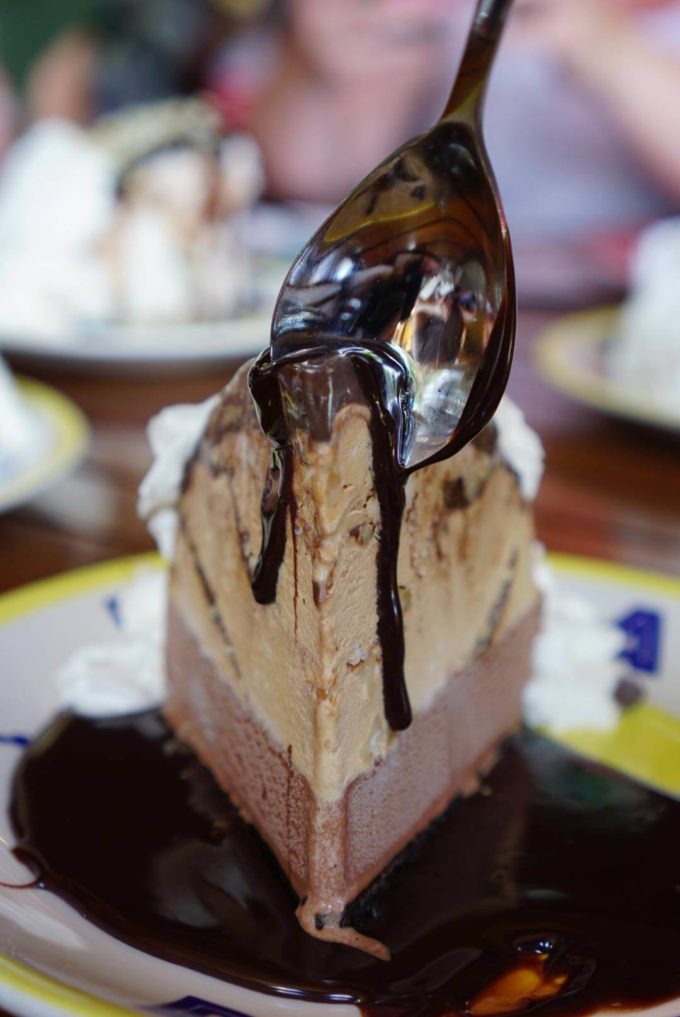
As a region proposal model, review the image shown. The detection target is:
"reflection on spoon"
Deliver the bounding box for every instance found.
[270,0,517,468]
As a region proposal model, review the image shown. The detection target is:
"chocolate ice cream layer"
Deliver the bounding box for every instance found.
[166,599,539,956]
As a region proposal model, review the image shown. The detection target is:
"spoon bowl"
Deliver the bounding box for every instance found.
[270,0,516,469]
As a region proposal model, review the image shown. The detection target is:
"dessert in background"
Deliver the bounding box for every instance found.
[0,356,48,482]
[608,217,680,420]
[0,99,263,341]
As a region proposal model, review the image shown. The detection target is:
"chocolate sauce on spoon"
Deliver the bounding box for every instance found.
[11,712,680,1016]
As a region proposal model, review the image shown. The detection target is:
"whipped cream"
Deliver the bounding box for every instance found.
[524,544,626,733]
[138,396,219,559]
[54,568,167,716]
[0,121,112,340]
[494,398,544,501]
[609,217,680,418]
[0,117,263,340]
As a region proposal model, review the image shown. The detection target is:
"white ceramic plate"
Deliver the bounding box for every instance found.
[0,261,288,375]
[0,379,89,514]
[534,306,680,436]
[1,554,679,1017]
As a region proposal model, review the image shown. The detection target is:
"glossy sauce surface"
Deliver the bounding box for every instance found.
[11,711,680,1016]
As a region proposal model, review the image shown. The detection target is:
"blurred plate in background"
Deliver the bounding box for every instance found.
[0,378,88,513]
[0,258,288,375]
[534,306,680,437]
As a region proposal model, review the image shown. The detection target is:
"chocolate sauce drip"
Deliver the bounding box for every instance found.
[248,340,414,731]
[351,354,410,731]
[247,260,511,730]
[11,712,680,1016]
[0,876,39,889]
[247,354,295,605]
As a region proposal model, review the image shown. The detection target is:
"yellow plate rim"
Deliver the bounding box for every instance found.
[0,552,678,1016]
[533,306,680,432]
[0,378,90,514]
[1,551,677,630]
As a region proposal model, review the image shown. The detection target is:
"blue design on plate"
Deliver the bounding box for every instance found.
[105,594,123,629]
[154,998,250,1017]
[0,733,30,747]
[616,608,662,674]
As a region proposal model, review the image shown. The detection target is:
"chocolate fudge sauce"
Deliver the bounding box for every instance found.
[247,319,512,732]
[11,711,680,1016]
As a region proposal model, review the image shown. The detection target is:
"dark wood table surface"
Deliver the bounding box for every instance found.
[1,307,679,595]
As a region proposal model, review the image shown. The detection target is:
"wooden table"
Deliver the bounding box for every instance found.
[2,308,679,594]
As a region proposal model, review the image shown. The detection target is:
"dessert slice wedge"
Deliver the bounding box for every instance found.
[162,355,541,958]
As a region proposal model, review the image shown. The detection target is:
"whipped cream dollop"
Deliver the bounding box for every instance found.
[54,568,167,716]
[609,217,680,418]
[494,398,544,501]
[138,396,219,559]
[525,545,626,732]
[0,121,112,340]
[0,118,263,340]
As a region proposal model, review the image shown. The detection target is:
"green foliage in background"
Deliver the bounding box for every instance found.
[0,0,107,90]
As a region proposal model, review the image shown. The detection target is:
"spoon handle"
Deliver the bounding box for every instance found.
[442,0,515,121]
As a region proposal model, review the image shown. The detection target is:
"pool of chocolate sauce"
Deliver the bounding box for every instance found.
[10,711,680,1016]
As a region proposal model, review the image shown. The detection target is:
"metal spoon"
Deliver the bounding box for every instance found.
[268,0,516,470]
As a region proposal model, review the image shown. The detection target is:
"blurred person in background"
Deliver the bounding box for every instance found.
[2,0,680,251]
[0,0,250,122]
[213,0,461,201]
[217,0,680,247]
